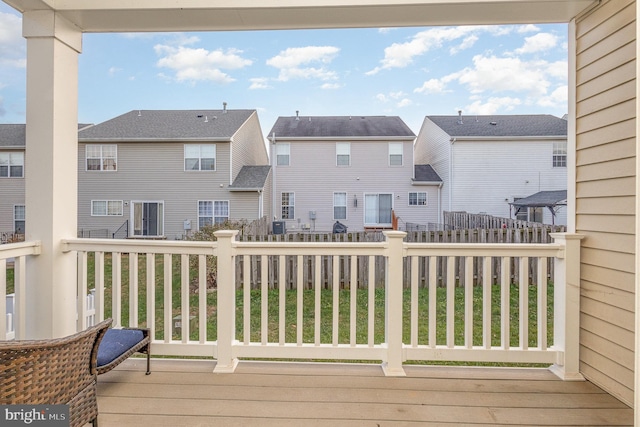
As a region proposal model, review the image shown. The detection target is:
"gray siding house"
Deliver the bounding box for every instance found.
[268,115,441,233]
[0,125,26,238]
[415,114,568,225]
[77,109,271,239]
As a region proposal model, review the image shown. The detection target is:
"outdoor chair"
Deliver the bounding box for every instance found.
[0,318,112,427]
[96,327,151,375]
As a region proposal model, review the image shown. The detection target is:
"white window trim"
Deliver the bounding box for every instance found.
[552,141,567,168]
[363,192,394,227]
[276,143,290,166]
[85,144,117,172]
[336,142,351,166]
[0,151,25,178]
[214,200,230,224]
[90,200,124,216]
[408,192,428,206]
[13,204,25,234]
[130,200,165,237]
[184,144,216,171]
[388,142,403,166]
[281,191,295,219]
[333,191,348,220]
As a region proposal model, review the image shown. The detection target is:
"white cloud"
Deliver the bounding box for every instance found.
[514,33,558,54]
[414,78,448,94]
[517,24,541,33]
[537,85,567,108]
[446,54,566,97]
[267,46,340,82]
[397,98,412,108]
[154,44,252,83]
[366,25,538,75]
[108,67,122,76]
[375,93,389,103]
[321,83,341,90]
[464,96,522,115]
[249,77,271,90]
[0,11,25,69]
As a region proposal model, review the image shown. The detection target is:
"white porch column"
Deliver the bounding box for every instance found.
[382,230,407,377]
[22,11,82,339]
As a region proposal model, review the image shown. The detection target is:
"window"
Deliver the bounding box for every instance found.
[276,143,290,166]
[336,143,350,166]
[91,200,124,216]
[553,142,567,167]
[132,201,164,237]
[86,144,117,171]
[198,201,213,228]
[214,201,229,224]
[333,192,347,220]
[513,198,542,223]
[364,193,392,226]
[281,192,295,219]
[14,205,25,234]
[0,152,24,177]
[389,143,403,166]
[185,144,216,171]
[409,192,427,206]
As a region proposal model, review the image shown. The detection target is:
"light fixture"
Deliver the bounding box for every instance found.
[353,195,358,208]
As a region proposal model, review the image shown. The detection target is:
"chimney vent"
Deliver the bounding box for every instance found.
[223,102,227,113]
[457,110,463,125]
[295,110,300,121]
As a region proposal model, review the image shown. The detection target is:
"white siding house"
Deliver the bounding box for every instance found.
[268,115,442,232]
[0,125,26,237]
[77,109,270,240]
[415,114,568,225]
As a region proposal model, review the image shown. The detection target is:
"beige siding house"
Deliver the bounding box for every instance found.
[268,115,442,233]
[574,0,635,406]
[415,114,568,226]
[77,109,270,240]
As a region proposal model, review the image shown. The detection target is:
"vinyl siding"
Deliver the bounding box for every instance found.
[575,0,635,406]
[274,139,438,232]
[0,176,25,233]
[78,141,257,240]
[230,111,269,183]
[414,118,452,222]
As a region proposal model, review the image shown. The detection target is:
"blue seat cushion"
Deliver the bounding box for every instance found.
[97,328,145,367]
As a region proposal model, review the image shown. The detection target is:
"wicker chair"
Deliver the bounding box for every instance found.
[0,319,112,427]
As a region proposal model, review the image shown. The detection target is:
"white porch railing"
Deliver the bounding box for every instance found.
[58,231,582,379]
[0,240,41,340]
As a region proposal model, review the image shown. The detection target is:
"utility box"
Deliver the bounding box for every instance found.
[272,221,286,235]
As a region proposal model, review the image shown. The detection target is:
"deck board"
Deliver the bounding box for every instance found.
[96,359,633,426]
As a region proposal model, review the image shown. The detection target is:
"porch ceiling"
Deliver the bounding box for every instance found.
[4,0,598,32]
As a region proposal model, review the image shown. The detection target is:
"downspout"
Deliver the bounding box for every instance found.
[448,138,455,223]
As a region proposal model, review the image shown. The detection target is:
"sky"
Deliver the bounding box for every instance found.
[0,3,568,138]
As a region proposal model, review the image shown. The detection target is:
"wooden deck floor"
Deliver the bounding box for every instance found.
[96,358,633,426]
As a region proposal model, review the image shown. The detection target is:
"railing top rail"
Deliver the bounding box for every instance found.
[0,240,41,260]
[62,238,217,255]
[404,242,564,258]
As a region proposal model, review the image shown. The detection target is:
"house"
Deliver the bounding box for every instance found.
[415,114,568,225]
[77,108,271,239]
[0,125,26,236]
[267,114,442,232]
[2,0,637,423]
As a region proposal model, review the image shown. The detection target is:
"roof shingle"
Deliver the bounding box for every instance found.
[268,116,415,139]
[427,114,567,138]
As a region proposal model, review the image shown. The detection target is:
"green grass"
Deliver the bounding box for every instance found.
[82,253,553,353]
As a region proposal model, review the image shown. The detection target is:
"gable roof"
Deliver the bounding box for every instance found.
[268,116,415,139]
[426,114,567,138]
[79,109,256,142]
[229,165,271,191]
[413,164,442,183]
[0,124,26,148]
[1,124,93,148]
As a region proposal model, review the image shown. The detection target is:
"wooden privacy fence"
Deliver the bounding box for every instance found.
[444,211,554,230]
[234,227,565,289]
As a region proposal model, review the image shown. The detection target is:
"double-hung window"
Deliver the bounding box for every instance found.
[336,143,350,166]
[409,192,427,206]
[0,152,24,177]
[185,144,216,171]
[91,200,124,216]
[199,200,230,228]
[389,143,403,166]
[552,142,567,167]
[281,192,295,219]
[276,143,290,166]
[333,192,347,220]
[14,205,25,234]
[86,145,117,171]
